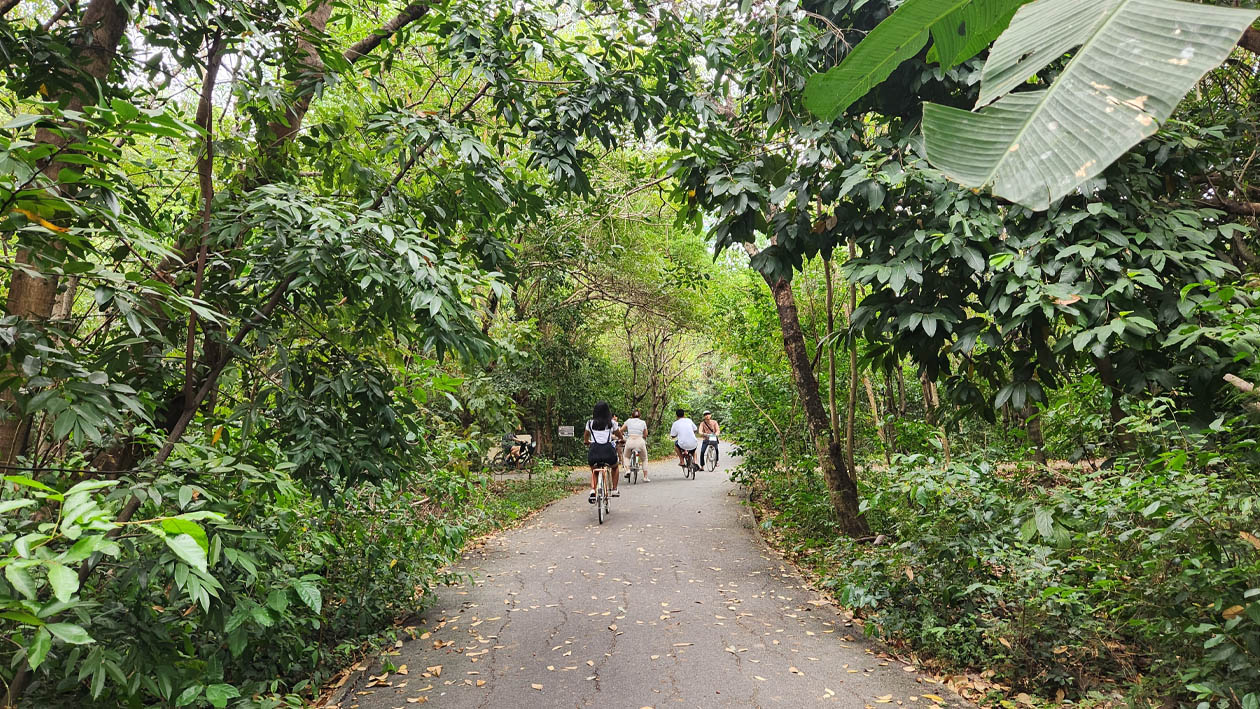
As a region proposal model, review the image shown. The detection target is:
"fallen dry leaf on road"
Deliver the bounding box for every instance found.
[922,694,945,704]
[425,666,442,677]
[531,683,543,690]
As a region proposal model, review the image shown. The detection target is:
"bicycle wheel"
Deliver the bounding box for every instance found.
[596,468,605,525]
[489,449,507,471]
[706,445,718,472]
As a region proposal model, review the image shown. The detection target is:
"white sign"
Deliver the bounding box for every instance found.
[558,425,575,438]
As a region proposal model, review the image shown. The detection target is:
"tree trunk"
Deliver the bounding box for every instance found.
[1023,403,1047,466]
[896,367,906,416]
[824,257,840,438]
[761,270,869,536]
[863,375,890,465]
[1094,354,1135,451]
[843,239,859,476]
[0,0,129,469]
[921,372,952,465]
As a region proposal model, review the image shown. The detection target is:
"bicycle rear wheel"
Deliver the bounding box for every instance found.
[596,468,606,524]
[706,445,718,471]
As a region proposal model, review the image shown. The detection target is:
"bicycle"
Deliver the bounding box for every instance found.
[703,434,719,471]
[592,463,612,524]
[626,449,642,484]
[490,436,535,472]
[680,449,698,479]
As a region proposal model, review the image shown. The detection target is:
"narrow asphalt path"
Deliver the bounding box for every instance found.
[338,445,967,708]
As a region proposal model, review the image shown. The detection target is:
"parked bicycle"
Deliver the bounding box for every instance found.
[490,434,536,472]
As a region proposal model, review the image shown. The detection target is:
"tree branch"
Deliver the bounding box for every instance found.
[184,32,226,410]
[342,2,431,62]
[1200,197,1260,216]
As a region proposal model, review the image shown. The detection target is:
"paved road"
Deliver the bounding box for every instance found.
[337,445,967,708]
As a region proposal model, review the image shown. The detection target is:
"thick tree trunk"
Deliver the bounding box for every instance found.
[1022,403,1047,466]
[0,0,129,468]
[1094,354,1135,451]
[762,271,869,537]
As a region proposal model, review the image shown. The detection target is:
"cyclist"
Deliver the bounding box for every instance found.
[669,408,699,471]
[699,410,721,468]
[585,401,623,503]
[622,409,650,483]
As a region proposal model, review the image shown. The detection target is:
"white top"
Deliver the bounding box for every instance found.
[670,418,699,450]
[623,417,648,437]
[586,420,619,444]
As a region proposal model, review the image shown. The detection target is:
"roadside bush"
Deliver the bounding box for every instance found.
[741,420,1260,704]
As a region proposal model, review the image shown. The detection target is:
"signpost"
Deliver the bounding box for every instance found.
[558,425,575,438]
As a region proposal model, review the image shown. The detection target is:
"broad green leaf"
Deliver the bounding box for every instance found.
[5,564,38,599]
[294,577,322,614]
[164,533,208,574]
[27,627,51,670]
[205,683,240,708]
[1034,507,1054,539]
[930,0,1026,68]
[3,475,60,495]
[805,0,968,120]
[0,499,37,514]
[175,684,203,707]
[924,0,1260,210]
[45,622,93,644]
[3,114,44,130]
[46,562,79,603]
[0,610,43,625]
[161,518,209,553]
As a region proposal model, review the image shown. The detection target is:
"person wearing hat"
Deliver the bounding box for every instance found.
[698,410,721,468]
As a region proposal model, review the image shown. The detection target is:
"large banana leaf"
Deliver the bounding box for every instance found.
[923,0,1259,210]
[804,0,1027,120]
[930,0,1023,68]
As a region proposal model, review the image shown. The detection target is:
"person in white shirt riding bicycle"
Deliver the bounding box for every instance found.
[669,408,699,470]
[585,401,624,503]
[698,410,721,468]
[622,409,650,483]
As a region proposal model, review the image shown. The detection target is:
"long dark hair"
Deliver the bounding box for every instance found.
[591,401,612,430]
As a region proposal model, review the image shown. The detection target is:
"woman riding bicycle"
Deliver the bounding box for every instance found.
[621,409,650,483]
[585,401,624,503]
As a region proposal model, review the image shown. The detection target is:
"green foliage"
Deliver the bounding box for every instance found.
[923,0,1260,209]
[742,407,1260,702]
[804,0,1025,119]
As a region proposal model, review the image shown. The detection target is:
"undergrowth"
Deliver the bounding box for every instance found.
[735,415,1260,707]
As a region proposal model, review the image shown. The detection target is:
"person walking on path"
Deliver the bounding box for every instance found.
[622,409,650,482]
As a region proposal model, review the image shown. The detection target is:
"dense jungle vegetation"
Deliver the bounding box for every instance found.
[2,0,1260,706]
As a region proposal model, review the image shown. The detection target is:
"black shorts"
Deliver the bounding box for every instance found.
[588,443,618,466]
